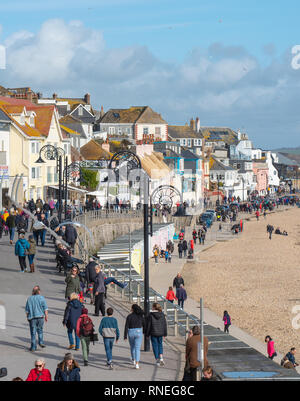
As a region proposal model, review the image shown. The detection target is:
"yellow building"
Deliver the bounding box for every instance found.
[0,97,71,203]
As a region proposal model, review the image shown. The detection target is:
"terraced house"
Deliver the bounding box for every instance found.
[0,97,71,203]
[97,106,168,143]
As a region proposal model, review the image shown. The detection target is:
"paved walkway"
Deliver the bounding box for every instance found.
[0,232,181,381]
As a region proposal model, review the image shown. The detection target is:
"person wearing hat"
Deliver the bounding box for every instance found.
[15,232,30,272]
[76,307,95,366]
[54,353,80,381]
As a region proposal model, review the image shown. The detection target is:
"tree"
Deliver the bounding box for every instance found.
[80,168,99,190]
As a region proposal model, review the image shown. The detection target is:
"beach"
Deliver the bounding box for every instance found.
[182,207,300,355]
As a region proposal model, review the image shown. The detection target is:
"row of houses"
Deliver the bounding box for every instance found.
[0,85,298,206]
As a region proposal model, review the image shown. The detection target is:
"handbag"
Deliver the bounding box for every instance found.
[90,333,98,344]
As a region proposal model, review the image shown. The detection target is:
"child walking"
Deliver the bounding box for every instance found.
[223,310,231,334]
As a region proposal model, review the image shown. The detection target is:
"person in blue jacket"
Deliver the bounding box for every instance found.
[54,353,80,381]
[63,293,83,351]
[15,232,30,272]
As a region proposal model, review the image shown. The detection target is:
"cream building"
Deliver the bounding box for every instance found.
[0,97,71,203]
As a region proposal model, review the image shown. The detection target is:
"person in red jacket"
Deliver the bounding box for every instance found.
[26,358,52,381]
[166,287,177,304]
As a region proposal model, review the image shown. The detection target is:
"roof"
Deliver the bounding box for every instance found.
[0,106,41,138]
[210,157,235,171]
[140,152,171,179]
[0,108,12,122]
[100,106,166,125]
[80,139,111,160]
[201,127,239,145]
[180,147,202,159]
[168,125,199,139]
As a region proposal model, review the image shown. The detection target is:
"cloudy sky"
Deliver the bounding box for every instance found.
[0,0,300,149]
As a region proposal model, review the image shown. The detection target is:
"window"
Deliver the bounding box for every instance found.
[182,139,186,146]
[31,142,36,154]
[78,106,83,116]
[29,115,35,127]
[143,127,149,135]
[47,167,52,183]
[187,139,191,147]
[155,127,161,136]
[31,167,40,179]
[109,127,115,135]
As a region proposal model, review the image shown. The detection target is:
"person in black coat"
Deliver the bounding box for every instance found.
[173,273,184,299]
[85,259,98,304]
[178,241,183,259]
[63,293,83,350]
[182,240,188,257]
[146,303,167,367]
[54,353,80,382]
[65,224,78,250]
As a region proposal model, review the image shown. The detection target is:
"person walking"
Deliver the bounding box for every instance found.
[26,359,51,381]
[54,353,81,381]
[166,286,177,304]
[178,241,183,259]
[265,335,277,360]
[185,326,209,381]
[65,224,78,251]
[201,231,206,245]
[223,310,231,334]
[6,209,16,244]
[25,286,48,352]
[164,249,169,263]
[198,229,202,244]
[39,213,49,246]
[27,234,36,273]
[146,303,167,367]
[63,293,83,351]
[182,239,188,257]
[65,266,81,300]
[99,307,120,369]
[15,232,30,272]
[76,308,95,366]
[173,273,184,300]
[85,258,98,304]
[124,304,145,369]
[177,284,187,309]
[153,245,159,264]
[94,265,106,317]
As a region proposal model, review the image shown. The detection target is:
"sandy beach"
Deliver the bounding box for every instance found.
[182,206,300,355]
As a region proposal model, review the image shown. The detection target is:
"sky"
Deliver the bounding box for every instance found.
[0,0,300,149]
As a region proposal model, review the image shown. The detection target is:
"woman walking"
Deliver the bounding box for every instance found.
[223,310,231,334]
[63,293,83,351]
[146,303,168,367]
[166,286,177,304]
[26,358,52,382]
[65,266,81,300]
[265,335,277,360]
[54,353,81,381]
[124,304,145,370]
[27,234,36,273]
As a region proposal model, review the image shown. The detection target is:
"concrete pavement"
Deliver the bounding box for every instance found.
[0,232,181,381]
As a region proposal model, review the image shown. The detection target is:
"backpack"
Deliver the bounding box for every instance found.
[80,315,94,337]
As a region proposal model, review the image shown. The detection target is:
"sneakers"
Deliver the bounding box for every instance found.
[160,359,165,367]
[109,363,114,370]
[131,359,136,366]
[84,361,88,366]
[135,363,140,369]
[74,348,80,351]
[68,345,75,350]
[39,344,46,349]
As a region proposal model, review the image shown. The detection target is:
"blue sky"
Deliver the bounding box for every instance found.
[1,0,300,148]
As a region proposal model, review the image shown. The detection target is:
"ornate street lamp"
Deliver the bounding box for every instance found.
[35,144,66,223]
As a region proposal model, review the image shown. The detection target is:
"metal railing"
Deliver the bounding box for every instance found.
[76,237,201,339]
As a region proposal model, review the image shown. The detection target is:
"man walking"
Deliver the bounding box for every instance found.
[99,307,120,369]
[94,265,106,317]
[25,286,48,352]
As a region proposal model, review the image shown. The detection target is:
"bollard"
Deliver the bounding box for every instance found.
[137,283,141,306]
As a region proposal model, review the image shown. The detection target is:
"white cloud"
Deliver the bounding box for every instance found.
[1,18,300,147]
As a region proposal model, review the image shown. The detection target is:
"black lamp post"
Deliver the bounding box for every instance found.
[63,161,81,220]
[108,150,151,351]
[35,144,65,223]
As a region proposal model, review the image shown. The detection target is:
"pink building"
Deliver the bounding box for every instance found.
[253,162,269,195]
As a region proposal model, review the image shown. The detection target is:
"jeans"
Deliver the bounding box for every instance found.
[178,299,184,309]
[128,328,143,362]
[41,230,46,246]
[104,278,126,288]
[29,317,44,350]
[151,336,163,360]
[28,254,35,265]
[80,336,90,361]
[103,337,115,363]
[67,328,80,349]
[9,227,15,241]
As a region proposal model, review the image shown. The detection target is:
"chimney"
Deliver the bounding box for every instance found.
[190,118,195,131]
[102,140,110,153]
[53,93,57,100]
[196,117,200,133]
[100,105,105,118]
[84,93,91,104]
[26,90,33,102]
